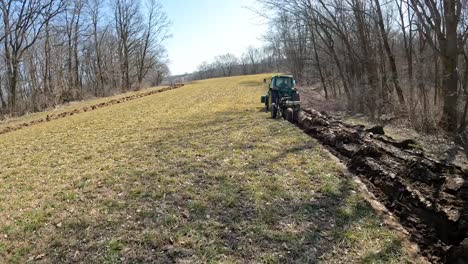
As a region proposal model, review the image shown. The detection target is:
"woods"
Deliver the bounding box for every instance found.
[192,46,282,80]
[259,0,468,134]
[2,0,467,136]
[0,0,170,117]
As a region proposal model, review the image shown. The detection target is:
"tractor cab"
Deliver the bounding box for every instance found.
[270,75,295,96]
[261,75,300,121]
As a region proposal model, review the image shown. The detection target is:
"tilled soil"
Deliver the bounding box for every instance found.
[0,84,184,136]
[293,108,468,264]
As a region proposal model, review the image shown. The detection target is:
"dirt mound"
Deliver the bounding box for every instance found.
[294,108,468,263]
[0,84,184,136]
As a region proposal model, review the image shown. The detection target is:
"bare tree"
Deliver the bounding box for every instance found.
[257,0,468,134]
[113,0,140,91]
[135,0,170,88]
[0,0,171,117]
[409,0,467,131]
[374,0,405,106]
[246,46,260,74]
[87,0,106,96]
[0,0,64,112]
[215,54,239,77]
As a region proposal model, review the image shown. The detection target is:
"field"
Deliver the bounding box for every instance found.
[0,74,416,263]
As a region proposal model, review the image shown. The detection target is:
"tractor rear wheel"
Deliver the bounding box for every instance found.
[293,109,300,123]
[271,104,278,119]
[285,108,294,122]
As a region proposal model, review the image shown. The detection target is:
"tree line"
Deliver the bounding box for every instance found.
[259,0,468,134]
[0,0,170,117]
[190,45,283,80]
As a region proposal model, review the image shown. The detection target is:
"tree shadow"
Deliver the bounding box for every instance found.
[186,170,402,263]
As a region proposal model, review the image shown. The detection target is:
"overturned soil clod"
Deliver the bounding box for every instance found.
[294,108,468,263]
[0,84,184,136]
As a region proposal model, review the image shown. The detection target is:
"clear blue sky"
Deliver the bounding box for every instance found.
[160,0,268,75]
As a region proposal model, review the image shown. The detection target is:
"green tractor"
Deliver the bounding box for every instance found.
[260,75,301,122]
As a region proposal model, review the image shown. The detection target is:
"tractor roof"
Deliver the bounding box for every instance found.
[272,74,294,79]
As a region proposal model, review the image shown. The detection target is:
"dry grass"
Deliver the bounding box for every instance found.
[0,74,414,263]
[0,86,167,131]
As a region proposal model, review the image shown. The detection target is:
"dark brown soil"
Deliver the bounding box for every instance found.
[292,108,468,264]
[0,84,184,136]
[298,86,468,170]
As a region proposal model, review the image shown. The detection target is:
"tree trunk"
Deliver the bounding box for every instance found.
[310,25,328,100]
[352,0,378,118]
[458,54,468,132]
[44,20,52,103]
[377,31,389,116]
[434,48,439,105]
[440,17,459,131]
[417,37,428,119]
[374,0,405,106]
[9,62,19,112]
[0,76,6,108]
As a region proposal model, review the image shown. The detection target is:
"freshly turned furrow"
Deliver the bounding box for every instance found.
[0,84,184,136]
[293,108,468,264]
